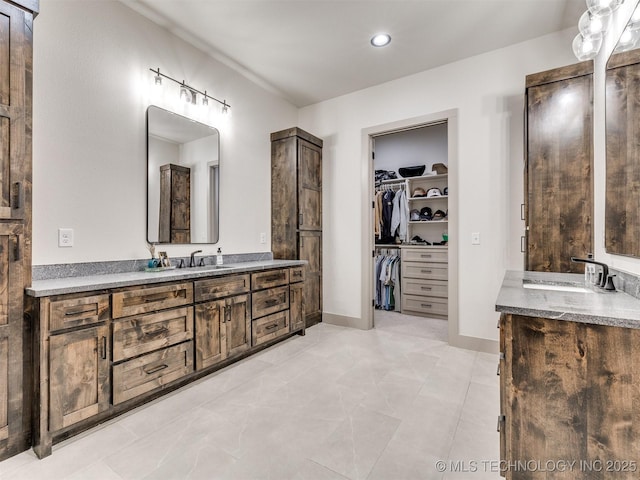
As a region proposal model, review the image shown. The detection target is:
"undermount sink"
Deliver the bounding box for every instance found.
[522,282,592,293]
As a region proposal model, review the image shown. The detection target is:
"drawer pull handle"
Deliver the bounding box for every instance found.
[421,304,432,308]
[497,415,505,433]
[420,286,432,291]
[496,363,501,376]
[144,326,169,337]
[144,364,169,375]
[64,306,96,316]
[101,336,107,360]
[263,275,282,283]
[265,324,279,331]
[12,181,22,210]
[265,299,280,307]
[421,270,432,274]
[421,254,432,258]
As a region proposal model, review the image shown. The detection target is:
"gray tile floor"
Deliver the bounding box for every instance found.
[1,311,500,480]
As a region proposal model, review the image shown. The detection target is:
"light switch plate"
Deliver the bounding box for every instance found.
[260,232,267,244]
[471,232,480,245]
[58,228,74,247]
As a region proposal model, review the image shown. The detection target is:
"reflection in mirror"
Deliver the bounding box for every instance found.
[147,106,220,244]
[605,0,640,257]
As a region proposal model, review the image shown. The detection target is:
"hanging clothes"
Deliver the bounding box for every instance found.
[381,189,395,242]
[390,188,409,242]
[374,251,401,311]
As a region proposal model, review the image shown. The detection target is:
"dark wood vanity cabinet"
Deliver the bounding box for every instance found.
[0,0,37,462]
[271,128,323,326]
[525,62,593,273]
[159,163,191,243]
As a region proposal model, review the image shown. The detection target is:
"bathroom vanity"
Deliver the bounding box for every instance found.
[495,271,640,479]
[26,260,306,458]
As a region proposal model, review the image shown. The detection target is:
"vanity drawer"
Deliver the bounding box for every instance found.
[112,282,193,318]
[251,269,289,290]
[112,341,194,405]
[402,295,448,316]
[252,285,289,319]
[403,262,448,281]
[401,278,448,298]
[194,274,250,302]
[49,294,110,333]
[402,249,447,263]
[113,306,194,362]
[289,267,305,284]
[252,310,289,347]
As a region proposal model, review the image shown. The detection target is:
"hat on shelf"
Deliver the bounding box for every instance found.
[411,235,432,245]
[412,187,427,198]
[432,163,448,175]
[398,165,426,178]
[443,186,448,196]
[426,187,442,198]
[419,206,433,220]
[432,209,447,220]
[410,209,421,221]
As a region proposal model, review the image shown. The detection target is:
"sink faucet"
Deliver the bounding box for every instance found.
[189,249,203,268]
[570,257,615,290]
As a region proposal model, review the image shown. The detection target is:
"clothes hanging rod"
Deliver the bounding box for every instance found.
[150,67,230,110]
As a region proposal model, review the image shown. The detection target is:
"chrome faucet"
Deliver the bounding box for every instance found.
[189,249,203,268]
[570,257,615,290]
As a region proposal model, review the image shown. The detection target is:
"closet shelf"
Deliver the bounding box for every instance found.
[409,220,448,224]
[407,173,448,180]
[378,177,406,185]
[408,195,449,202]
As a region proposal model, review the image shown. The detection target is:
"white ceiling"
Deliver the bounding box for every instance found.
[122,0,585,107]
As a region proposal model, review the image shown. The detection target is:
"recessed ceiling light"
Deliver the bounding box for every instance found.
[370,33,391,47]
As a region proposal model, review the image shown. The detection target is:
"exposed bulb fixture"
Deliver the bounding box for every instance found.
[578,10,610,37]
[586,0,623,17]
[572,32,603,60]
[149,67,231,113]
[202,90,209,107]
[154,71,162,86]
[370,33,391,47]
[221,101,229,115]
[615,28,640,51]
[180,84,196,104]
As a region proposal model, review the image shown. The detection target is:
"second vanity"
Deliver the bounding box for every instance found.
[26,259,306,458]
[495,271,640,479]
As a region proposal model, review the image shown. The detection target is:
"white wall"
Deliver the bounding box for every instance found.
[299,29,578,342]
[33,0,298,265]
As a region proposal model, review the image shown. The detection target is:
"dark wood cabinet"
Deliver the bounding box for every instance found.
[0,0,36,462]
[271,128,323,326]
[525,62,593,273]
[159,163,191,243]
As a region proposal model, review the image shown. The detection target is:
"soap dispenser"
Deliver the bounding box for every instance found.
[216,247,223,266]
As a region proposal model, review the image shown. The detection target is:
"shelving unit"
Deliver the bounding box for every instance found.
[406,174,449,244]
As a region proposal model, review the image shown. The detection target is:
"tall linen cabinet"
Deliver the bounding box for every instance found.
[271,128,323,326]
[0,0,37,461]
[525,61,593,273]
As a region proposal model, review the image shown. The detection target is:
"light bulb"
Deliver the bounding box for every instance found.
[578,10,610,37]
[615,28,640,51]
[370,33,391,47]
[586,0,623,17]
[572,32,602,60]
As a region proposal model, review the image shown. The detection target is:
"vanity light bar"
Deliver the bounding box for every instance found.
[150,67,231,112]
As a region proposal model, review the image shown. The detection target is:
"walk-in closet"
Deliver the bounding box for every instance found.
[372,121,449,323]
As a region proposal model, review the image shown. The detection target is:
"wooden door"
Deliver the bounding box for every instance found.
[226,294,251,357]
[297,139,322,231]
[159,164,190,243]
[49,325,110,431]
[299,231,321,323]
[194,300,225,370]
[0,2,27,221]
[526,65,593,272]
[289,282,304,332]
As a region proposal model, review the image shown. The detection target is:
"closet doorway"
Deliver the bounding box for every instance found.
[362,111,458,345]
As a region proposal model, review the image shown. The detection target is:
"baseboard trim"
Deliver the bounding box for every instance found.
[449,333,499,354]
[323,313,369,330]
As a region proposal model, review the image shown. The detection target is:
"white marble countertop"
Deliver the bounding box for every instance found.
[495,270,640,329]
[26,259,307,297]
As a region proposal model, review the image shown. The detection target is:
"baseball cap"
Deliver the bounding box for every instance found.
[412,187,427,198]
[426,187,442,198]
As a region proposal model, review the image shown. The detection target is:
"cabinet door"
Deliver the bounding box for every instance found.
[0,2,27,221]
[226,294,251,357]
[194,300,225,370]
[289,282,304,332]
[297,139,322,231]
[49,325,110,431]
[299,231,321,323]
[526,70,593,272]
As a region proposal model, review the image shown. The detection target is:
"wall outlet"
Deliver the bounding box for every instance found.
[471,232,480,245]
[58,228,74,247]
[260,232,267,244]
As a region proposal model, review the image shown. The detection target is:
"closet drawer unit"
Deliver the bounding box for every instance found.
[112,282,193,318]
[403,262,448,281]
[113,306,194,362]
[252,310,290,347]
[49,294,110,333]
[252,286,289,319]
[402,249,447,264]
[251,269,289,290]
[402,278,448,298]
[289,267,305,284]
[112,341,194,405]
[402,295,448,316]
[194,274,250,302]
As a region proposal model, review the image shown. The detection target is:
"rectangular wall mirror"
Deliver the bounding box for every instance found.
[147,106,220,244]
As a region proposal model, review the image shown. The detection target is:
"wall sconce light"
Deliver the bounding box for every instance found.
[572,0,625,61]
[615,2,640,52]
[150,67,231,113]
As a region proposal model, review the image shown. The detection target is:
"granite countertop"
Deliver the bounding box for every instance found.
[26,259,307,297]
[495,270,640,329]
